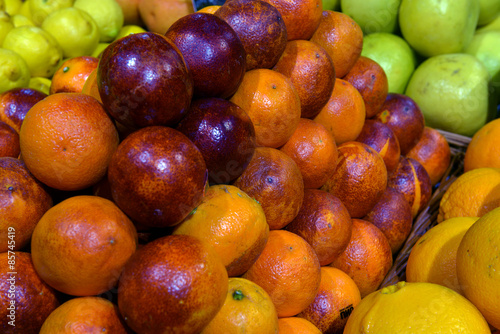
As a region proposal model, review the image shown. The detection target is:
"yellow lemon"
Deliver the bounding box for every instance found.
[73,0,124,42]
[10,14,35,27]
[4,0,22,16]
[437,167,500,222]
[28,76,51,95]
[457,206,500,329]
[114,24,146,41]
[0,11,14,45]
[344,281,490,333]
[41,7,100,58]
[27,0,73,26]
[0,48,31,93]
[406,216,479,295]
[2,25,63,77]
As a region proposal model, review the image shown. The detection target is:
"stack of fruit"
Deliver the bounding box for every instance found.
[1,0,500,333]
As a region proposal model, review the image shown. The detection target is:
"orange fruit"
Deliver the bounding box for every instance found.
[230,68,301,148]
[31,195,138,296]
[118,234,228,334]
[0,157,52,253]
[285,188,352,266]
[81,68,102,103]
[464,118,500,172]
[310,10,364,78]
[321,141,388,218]
[49,56,99,94]
[278,317,322,333]
[173,184,269,277]
[197,5,220,14]
[313,78,366,145]
[298,266,362,334]
[273,39,336,119]
[0,252,59,334]
[355,119,401,174]
[260,0,322,41]
[243,229,322,318]
[138,0,195,34]
[373,92,425,155]
[39,297,130,333]
[437,167,500,223]
[343,55,389,118]
[406,126,451,186]
[364,187,413,255]
[0,87,47,133]
[330,218,393,298]
[214,0,288,71]
[280,118,338,189]
[0,121,20,158]
[19,93,119,191]
[406,216,479,295]
[456,207,500,329]
[201,277,279,334]
[343,281,491,333]
[233,147,304,230]
[388,156,432,219]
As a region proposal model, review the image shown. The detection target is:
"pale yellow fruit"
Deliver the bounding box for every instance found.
[343,281,490,333]
[114,24,146,41]
[437,167,500,222]
[10,14,35,27]
[4,0,22,16]
[41,7,100,58]
[2,25,63,77]
[457,206,500,329]
[0,11,14,45]
[0,48,31,93]
[73,0,124,42]
[28,0,73,26]
[28,76,51,95]
[406,216,478,295]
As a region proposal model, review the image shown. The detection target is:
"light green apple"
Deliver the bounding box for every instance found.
[399,0,480,57]
[361,32,417,94]
[405,53,494,137]
[340,0,401,34]
[323,0,341,11]
[478,0,500,26]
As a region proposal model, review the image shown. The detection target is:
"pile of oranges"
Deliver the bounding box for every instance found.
[1,0,500,333]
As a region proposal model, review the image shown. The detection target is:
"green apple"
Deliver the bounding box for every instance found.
[2,25,63,77]
[340,0,401,34]
[361,32,417,94]
[465,30,500,106]
[405,53,494,137]
[42,7,100,58]
[323,0,341,11]
[399,0,479,57]
[478,0,500,26]
[0,48,31,93]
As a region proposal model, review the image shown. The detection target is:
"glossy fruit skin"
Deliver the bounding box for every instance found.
[176,98,256,184]
[165,13,246,99]
[214,0,287,70]
[374,93,425,155]
[108,126,207,228]
[0,252,60,334]
[97,32,193,128]
[118,234,228,334]
[0,88,47,133]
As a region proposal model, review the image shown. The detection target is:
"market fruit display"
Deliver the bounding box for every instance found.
[1,0,500,333]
